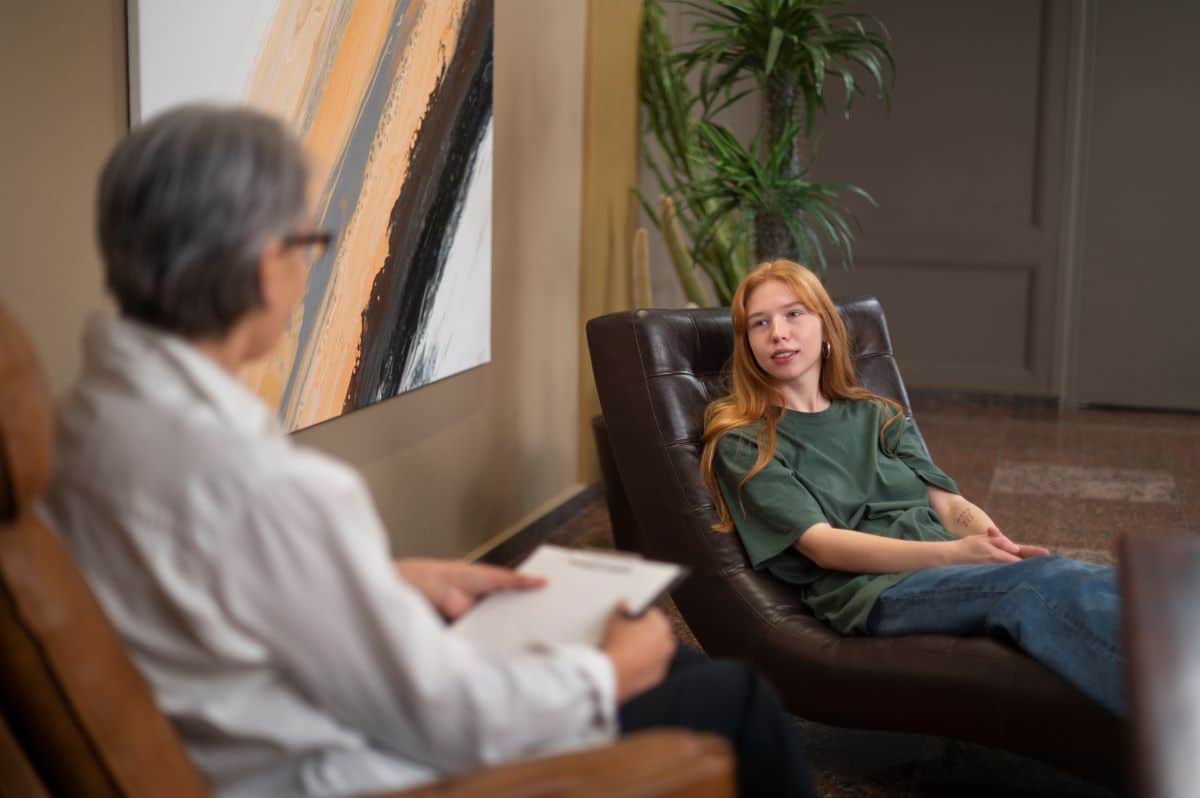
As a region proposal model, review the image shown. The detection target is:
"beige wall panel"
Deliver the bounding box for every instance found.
[0,2,126,392]
[578,0,642,482]
[0,0,588,559]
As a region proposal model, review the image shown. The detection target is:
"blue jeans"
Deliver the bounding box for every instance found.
[866,556,1124,716]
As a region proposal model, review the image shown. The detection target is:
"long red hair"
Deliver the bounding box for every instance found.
[700,260,903,532]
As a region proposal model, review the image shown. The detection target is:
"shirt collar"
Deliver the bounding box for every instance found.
[82,314,282,437]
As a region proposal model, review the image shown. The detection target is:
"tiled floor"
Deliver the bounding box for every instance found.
[915,400,1199,557]
[545,400,1200,797]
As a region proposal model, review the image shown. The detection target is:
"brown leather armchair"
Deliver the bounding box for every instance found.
[0,302,734,798]
[587,301,1126,788]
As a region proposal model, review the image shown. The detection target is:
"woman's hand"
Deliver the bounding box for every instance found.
[395,559,546,621]
[949,529,1022,564]
[985,526,1052,559]
[601,603,676,703]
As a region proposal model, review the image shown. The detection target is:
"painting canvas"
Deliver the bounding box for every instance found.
[128,0,493,430]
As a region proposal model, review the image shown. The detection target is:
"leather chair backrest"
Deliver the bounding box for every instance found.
[586,298,922,652]
[0,302,209,797]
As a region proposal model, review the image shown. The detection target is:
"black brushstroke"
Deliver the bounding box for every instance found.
[347,0,493,410]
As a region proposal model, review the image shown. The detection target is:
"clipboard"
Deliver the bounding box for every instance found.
[450,545,689,654]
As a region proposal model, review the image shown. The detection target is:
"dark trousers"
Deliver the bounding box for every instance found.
[618,647,815,798]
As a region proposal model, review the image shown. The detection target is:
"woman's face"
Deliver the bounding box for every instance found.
[744,279,824,386]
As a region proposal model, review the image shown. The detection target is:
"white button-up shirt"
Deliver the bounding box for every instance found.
[40,316,616,798]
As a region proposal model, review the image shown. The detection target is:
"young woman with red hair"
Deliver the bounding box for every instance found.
[700,260,1123,717]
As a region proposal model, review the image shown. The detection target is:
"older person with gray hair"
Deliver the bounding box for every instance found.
[42,105,812,798]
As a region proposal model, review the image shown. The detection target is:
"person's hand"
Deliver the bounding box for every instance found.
[950,529,1021,564]
[986,526,1052,559]
[600,603,676,703]
[394,558,546,621]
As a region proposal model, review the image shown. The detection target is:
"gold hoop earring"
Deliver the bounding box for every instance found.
[822,340,831,360]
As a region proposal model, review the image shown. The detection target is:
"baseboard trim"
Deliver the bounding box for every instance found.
[908,388,1060,412]
[470,482,604,567]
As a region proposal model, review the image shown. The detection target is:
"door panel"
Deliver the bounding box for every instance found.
[1071,2,1200,411]
[818,1,1067,395]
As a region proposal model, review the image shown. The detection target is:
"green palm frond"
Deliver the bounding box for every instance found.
[637,0,893,301]
[682,117,873,281]
[677,0,893,129]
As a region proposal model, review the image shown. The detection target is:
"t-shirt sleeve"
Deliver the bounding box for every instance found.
[890,415,960,495]
[714,430,828,567]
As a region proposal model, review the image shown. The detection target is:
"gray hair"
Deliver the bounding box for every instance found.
[97,105,309,337]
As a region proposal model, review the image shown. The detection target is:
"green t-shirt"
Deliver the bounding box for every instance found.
[714,399,959,634]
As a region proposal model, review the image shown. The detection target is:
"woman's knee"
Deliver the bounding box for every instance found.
[988,558,1118,637]
[1014,556,1114,595]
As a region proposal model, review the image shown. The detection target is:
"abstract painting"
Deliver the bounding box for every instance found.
[128,0,493,430]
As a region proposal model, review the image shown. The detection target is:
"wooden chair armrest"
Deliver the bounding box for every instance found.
[1119,529,1200,798]
[364,730,735,798]
[0,713,51,798]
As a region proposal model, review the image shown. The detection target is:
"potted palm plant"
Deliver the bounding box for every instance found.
[639,0,894,303]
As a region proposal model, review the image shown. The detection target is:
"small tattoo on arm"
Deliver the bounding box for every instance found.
[955,508,975,530]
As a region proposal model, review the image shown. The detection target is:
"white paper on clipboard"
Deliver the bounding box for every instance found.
[450,545,687,654]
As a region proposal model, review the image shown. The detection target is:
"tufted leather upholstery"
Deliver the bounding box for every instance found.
[588,300,1125,786]
[0,300,734,798]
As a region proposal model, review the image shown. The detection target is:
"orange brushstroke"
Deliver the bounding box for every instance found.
[236,0,397,414]
[287,1,469,428]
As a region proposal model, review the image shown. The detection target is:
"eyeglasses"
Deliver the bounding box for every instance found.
[281,229,336,258]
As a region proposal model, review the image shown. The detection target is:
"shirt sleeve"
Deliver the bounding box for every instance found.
[714,430,828,567]
[889,415,960,495]
[215,451,616,773]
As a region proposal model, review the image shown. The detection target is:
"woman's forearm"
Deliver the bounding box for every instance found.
[946,502,996,537]
[795,523,1019,572]
[795,524,957,573]
[928,488,996,538]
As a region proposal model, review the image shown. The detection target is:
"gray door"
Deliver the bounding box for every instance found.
[819,1,1071,396]
[1070,1,1200,411]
